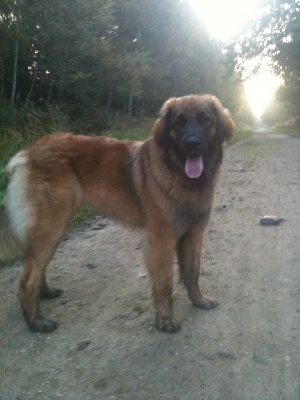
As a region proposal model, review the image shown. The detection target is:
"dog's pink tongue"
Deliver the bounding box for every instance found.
[185,156,204,179]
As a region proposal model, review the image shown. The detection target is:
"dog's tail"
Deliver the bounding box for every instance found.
[0,150,31,262]
[0,203,23,261]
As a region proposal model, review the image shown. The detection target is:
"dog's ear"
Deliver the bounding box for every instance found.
[160,107,173,148]
[211,96,235,143]
[153,98,177,148]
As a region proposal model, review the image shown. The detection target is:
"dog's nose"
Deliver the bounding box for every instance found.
[183,136,202,146]
[182,136,204,156]
[182,136,203,151]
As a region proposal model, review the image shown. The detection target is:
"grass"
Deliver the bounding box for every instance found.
[271,126,300,139]
[71,206,96,226]
[232,127,254,143]
[0,131,37,204]
[0,101,72,204]
[104,117,153,141]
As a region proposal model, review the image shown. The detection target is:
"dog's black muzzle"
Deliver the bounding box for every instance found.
[181,135,205,158]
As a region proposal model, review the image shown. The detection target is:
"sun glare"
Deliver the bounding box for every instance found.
[244,72,283,118]
[188,0,283,118]
[188,0,262,41]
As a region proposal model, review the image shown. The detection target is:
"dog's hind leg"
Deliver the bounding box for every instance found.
[19,189,81,333]
[19,235,64,333]
[40,271,63,299]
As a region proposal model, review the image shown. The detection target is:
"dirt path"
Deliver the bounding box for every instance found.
[1,132,299,400]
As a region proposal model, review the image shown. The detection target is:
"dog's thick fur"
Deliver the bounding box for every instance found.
[0,95,234,333]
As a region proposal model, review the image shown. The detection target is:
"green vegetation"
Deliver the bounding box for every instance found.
[70,206,96,226]
[104,118,154,141]
[272,126,300,139]
[233,128,254,143]
[0,134,27,204]
[1,0,298,128]
[0,103,67,203]
[0,0,245,122]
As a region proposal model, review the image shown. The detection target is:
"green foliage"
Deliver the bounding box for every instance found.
[0,97,72,204]
[0,0,241,122]
[233,128,254,143]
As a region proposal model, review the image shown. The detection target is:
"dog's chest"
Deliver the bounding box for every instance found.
[174,204,211,233]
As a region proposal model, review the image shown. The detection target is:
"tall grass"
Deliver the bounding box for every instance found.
[0,99,72,203]
[104,117,154,141]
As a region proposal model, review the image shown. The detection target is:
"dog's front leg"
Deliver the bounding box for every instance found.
[143,229,180,333]
[177,225,219,310]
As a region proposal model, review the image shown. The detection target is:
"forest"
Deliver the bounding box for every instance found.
[0,0,299,134]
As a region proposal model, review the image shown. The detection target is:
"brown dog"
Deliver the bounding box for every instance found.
[0,94,234,333]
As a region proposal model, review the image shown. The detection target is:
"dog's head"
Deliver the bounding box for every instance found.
[154,95,235,179]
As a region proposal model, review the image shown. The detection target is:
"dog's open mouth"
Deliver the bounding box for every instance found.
[185,155,204,179]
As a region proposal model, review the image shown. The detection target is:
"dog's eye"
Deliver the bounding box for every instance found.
[196,112,210,125]
[174,113,187,127]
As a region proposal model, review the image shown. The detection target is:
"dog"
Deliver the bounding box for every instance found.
[0,94,234,333]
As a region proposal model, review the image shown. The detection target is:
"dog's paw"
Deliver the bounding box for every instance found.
[40,288,63,300]
[28,318,58,333]
[192,295,219,310]
[155,316,181,333]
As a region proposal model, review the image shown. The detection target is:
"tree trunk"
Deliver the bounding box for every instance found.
[25,62,40,107]
[127,90,133,117]
[58,67,65,100]
[46,75,54,107]
[10,24,19,107]
[106,81,114,108]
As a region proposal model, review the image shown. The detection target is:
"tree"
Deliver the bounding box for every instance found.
[236,0,300,119]
[0,0,242,128]
[0,0,26,106]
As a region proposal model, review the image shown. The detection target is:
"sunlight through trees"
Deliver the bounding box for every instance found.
[0,0,298,131]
